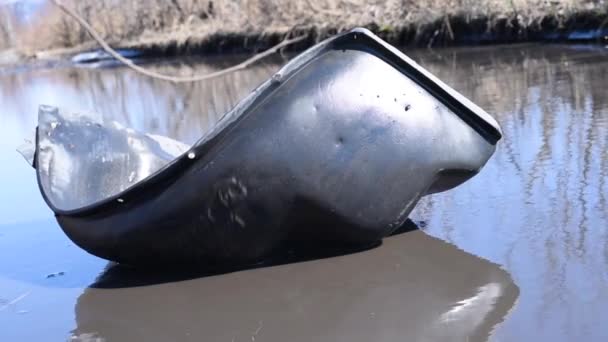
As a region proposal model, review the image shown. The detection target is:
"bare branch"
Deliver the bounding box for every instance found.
[50,0,307,83]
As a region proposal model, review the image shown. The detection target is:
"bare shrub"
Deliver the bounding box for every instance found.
[0,7,15,50]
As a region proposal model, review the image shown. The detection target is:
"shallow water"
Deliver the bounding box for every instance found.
[0,43,607,341]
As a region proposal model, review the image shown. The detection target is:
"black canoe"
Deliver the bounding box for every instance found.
[23,28,502,265]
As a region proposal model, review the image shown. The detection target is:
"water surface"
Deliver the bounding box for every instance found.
[1,43,607,341]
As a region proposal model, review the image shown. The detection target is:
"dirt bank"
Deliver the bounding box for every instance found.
[2,0,608,61]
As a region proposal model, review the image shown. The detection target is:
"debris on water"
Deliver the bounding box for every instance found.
[46,271,65,278]
[50,122,59,129]
[17,310,29,314]
[71,48,142,65]
[128,171,136,183]
[19,28,501,267]
[418,220,427,228]
[405,104,412,111]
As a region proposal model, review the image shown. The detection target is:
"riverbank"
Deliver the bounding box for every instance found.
[2,0,608,64]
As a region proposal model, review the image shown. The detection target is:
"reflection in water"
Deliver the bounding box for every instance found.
[71,230,517,342]
[440,283,502,323]
[408,44,608,341]
[0,55,281,145]
[0,43,607,341]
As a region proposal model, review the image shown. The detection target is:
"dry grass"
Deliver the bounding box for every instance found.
[0,7,15,50]
[5,0,608,55]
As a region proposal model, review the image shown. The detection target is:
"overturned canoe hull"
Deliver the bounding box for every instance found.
[28,28,501,265]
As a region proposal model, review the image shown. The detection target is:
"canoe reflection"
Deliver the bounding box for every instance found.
[71,222,518,342]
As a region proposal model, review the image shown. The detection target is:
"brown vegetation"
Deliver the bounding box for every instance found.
[0,7,15,50]
[3,0,608,55]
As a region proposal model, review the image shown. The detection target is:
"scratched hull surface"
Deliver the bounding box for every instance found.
[27,29,500,265]
[2,44,608,341]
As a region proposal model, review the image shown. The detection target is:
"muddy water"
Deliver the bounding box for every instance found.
[0,44,606,341]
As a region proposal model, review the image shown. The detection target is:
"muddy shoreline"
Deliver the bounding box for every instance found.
[135,11,608,55]
[3,10,608,69]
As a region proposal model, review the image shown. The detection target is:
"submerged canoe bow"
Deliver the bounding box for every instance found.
[22,28,502,265]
